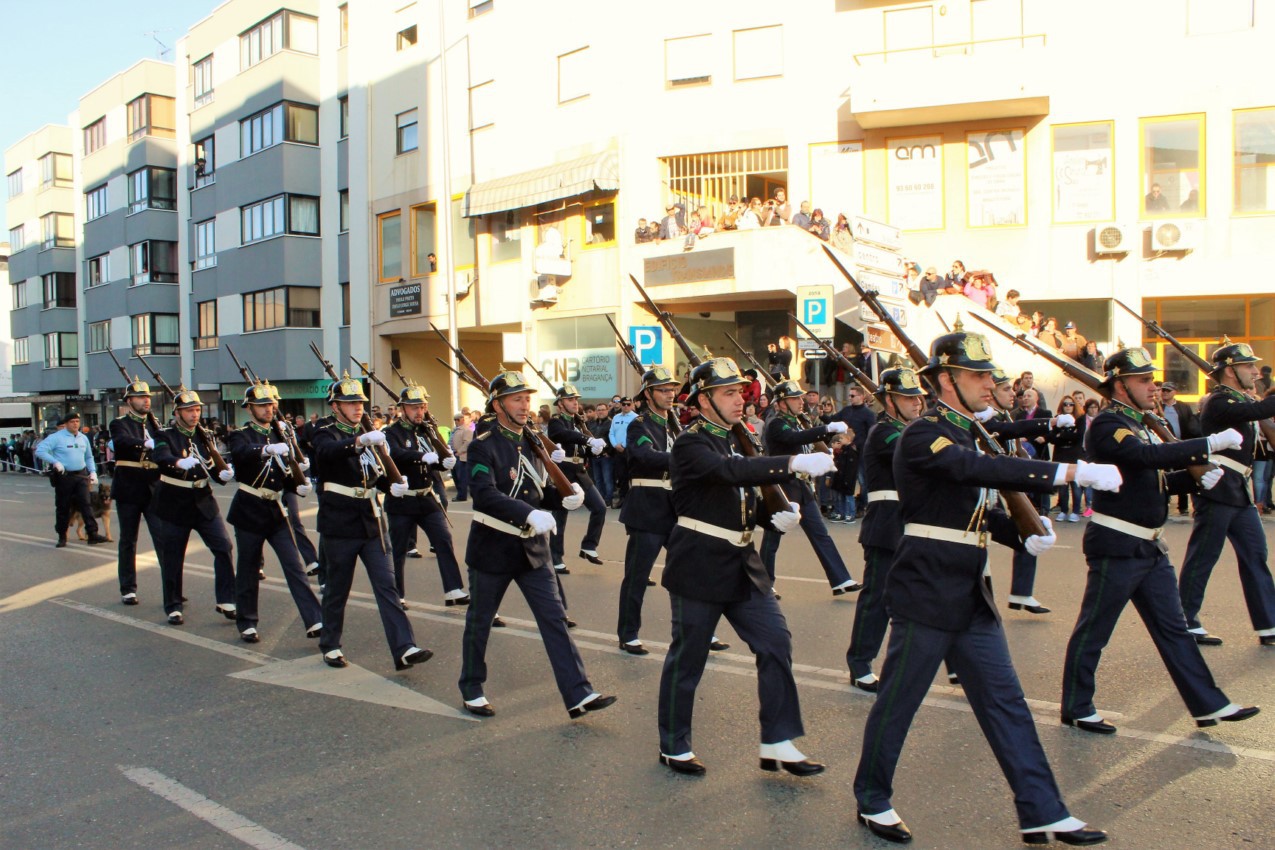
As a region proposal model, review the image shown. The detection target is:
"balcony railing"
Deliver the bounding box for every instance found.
[854,33,1046,65]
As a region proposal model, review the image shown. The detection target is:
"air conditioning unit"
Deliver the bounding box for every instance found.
[1150,220,1197,252]
[1092,224,1131,255]
[532,276,558,305]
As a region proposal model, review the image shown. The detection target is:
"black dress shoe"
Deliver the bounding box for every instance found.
[492,616,507,628]
[215,605,237,620]
[554,565,571,575]
[709,639,730,652]
[258,569,266,580]
[1062,716,1117,734]
[579,550,604,565]
[121,594,139,606]
[86,533,109,545]
[1192,633,1223,646]
[395,647,434,670]
[305,624,322,639]
[566,618,577,629]
[1260,635,1275,646]
[833,580,864,596]
[323,651,349,668]
[947,673,961,686]
[568,694,617,719]
[463,701,495,717]
[619,642,650,656]
[1197,705,1260,728]
[646,578,657,586]
[857,812,912,844]
[1022,827,1108,845]
[852,678,879,694]
[444,596,471,607]
[55,537,67,548]
[407,549,423,559]
[1009,602,1052,614]
[759,757,825,776]
[659,754,706,775]
[239,629,260,643]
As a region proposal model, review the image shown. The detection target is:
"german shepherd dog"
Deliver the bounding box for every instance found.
[71,479,113,542]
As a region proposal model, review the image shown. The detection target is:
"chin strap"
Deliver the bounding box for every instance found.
[946,368,979,417]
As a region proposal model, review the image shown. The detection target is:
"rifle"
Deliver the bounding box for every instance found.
[134,352,231,478]
[630,274,790,514]
[436,357,488,393]
[225,345,308,487]
[788,318,880,395]
[353,356,453,460]
[105,349,163,446]
[727,330,829,453]
[606,315,681,437]
[307,341,402,483]
[822,246,1046,538]
[523,358,591,435]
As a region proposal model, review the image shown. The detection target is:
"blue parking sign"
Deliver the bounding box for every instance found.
[630,326,662,365]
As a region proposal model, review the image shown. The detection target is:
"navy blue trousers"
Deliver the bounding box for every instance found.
[115,499,164,596]
[1011,550,1037,597]
[233,522,322,633]
[847,545,892,680]
[283,491,318,566]
[319,534,417,661]
[550,481,607,562]
[157,512,235,614]
[759,493,852,587]
[1179,499,1275,632]
[617,528,667,643]
[388,509,464,599]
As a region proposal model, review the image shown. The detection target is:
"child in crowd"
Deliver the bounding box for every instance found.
[828,432,858,524]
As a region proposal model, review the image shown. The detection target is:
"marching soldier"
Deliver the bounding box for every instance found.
[1060,347,1259,734]
[852,330,1118,846]
[759,379,863,597]
[225,381,322,643]
[846,368,924,693]
[149,387,237,626]
[384,381,469,608]
[1178,340,1275,646]
[310,374,432,671]
[458,370,615,719]
[657,358,828,777]
[109,378,166,605]
[546,384,608,573]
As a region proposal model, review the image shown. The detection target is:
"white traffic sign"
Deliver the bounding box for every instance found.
[796,284,835,339]
[803,349,828,360]
[852,242,907,277]
[857,270,910,301]
[860,301,908,327]
[867,325,909,357]
[852,216,902,251]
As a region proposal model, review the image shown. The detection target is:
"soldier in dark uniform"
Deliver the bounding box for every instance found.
[546,384,608,573]
[853,331,1117,846]
[150,387,237,626]
[384,381,469,608]
[1060,347,1259,734]
[1178,340,1275,646]
[225,381,322,643]
[657,358,829,777]
[846,367,925,693]
[759,379,862,597]
[458,370,615,719]
[310,374,432,671]
[109,378,166,606]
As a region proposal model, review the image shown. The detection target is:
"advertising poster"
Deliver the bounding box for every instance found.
[887,136,944,230]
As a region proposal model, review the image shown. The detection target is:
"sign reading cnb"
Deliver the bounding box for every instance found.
[536,348,619,400]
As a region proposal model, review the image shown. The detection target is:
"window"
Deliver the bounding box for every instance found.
[131,313,179,356]
[45,332,78,367]
[469,81,494,131]
[339,4,349,47]
[240,11,317,69]
[340,282,351,326]
[194,135,215,187]
[469,0,493,17]
[83,118,106,154]
[127,167,177,213]
[583,201,615,245]
[86,254,109,287]
[8,225,23,252]
[396,109,418,154]
[289,195,319,234]
[242,287,320,331]
[40,213,74,250]
[379,211,402,281]
[241,194,320,243]
[126,94,176,142]
[42,273,75,309]
[733,25,783,81]
[451,197,476,268]
[411,204,436,275]
[1141,114,1205,218]
[1234,107,1275,214]
[241,102,318,156]
[195,301,218,350]
[13,337,28,365]
[397,24,418,51]
[558,47,590,104]
[489,211,521,262]
[7,168,22,197]
[340,190,350,232]
[130,240,178,284]
[88,320,111,353]
[12,279,27,309]
[195,219,217,269]
[1051,122,1114,224]
[339,96,349,138]
[40,153,72,189]
[85,185,109,220]
[193,55,214,107]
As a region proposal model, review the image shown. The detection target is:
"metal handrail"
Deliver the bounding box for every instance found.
[854,33,1046,65]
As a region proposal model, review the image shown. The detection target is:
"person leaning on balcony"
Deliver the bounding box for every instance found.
[1036,317,1066,351]
[719,195,742,231]
[763,187,791,226]
[1060,322,1088,361]
[831,213,853,254]
[634,218,654,244]
[942,260,969,294]
[737,197,763,230]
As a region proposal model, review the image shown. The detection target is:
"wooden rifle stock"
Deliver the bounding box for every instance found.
[727,329,829,453]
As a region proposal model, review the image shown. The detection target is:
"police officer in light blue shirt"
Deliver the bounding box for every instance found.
[35,412,108,548]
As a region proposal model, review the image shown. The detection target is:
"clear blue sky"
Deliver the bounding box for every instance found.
[1,0,219,232]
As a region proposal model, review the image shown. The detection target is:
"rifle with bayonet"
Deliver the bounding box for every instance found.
[106,348,164,444]
[821,245,1046,538]
[523,358,591,435]
[225,345,308,487]
[727,330,829,453]
[308,341,402,483]
[134,352,231,478]
[437,357,487,392]
[629,274,791,514]
[605,314,681,436]
[387,361,455,460]
[354,356,453,461]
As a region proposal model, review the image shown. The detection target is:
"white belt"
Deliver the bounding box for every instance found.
[677,517,754,547]
[1090,512,1165,541]
[472,511,537,538]
[237,483,282,502]
[867,490,899,503]
[630,478,672,490]
[1212,455,1252,479]
[324,482,379,499]
[903,523,985,548]
[115,459,158,470]
[161,475,208,489]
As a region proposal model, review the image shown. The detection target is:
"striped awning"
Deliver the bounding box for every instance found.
[464,150,619,217]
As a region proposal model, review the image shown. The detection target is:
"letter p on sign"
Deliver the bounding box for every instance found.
[630,326,663,366]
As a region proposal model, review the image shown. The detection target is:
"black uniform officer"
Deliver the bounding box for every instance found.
[310,373,432,671]
[384,381,469,608]
[657,357,828,777]
[846,368,925,692]
[1060,347,1259,734]
[109,378,166,605]
[759,379,862,596]
[225,381,322,643]
[457,370,615,719]
[1179,340,1275,646]
[546,384,608,572]
[149,387,237,625]
[853,331,1113,847]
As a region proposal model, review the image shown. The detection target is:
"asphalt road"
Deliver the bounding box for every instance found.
[2,472,1272,849]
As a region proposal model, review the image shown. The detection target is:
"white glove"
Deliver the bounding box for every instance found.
[390,477,411,498]
[264,442,290,457]
[791,452,836,476]
[298,458,310,473]
[974,407,998,422]
[1024,516,1056,556]
[588,437,606,455]
[1074,460,1122,492]
[526,509,557,536]
[176,457,200,471]
[442,456,456,470]
[52,461,65,473]
[89,473,98,485]
[218,467,234,483]
[561,483,586,511]
[423,451,440,466]
[1054,413,1076,428]
[295,481,313,498]
[550,448,567,463]
[770,502,802,533]
[824,421,848,434]
[357,430,386,447]
[143,437,155,450]
[1199,467,1224,490]
[1207,428,1244,453]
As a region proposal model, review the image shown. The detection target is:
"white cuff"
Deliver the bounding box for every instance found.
[1052,464,1070,487]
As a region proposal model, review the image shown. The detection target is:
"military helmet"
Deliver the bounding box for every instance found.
[398,381,430,405]
[639,365,679,394]
[173,385,203,410]
[488,369,533,401]
[689,357,748,394]
[769,379,805,402]
[241,379,280,407]
[329,371,369,403]
[555,383,581,401]
[1101,347,1157,384]
[989,367,1013,386]
[876,367,925,397]
[1211,337,1261,373]
[123,377,152,399]
[918,332,997,375]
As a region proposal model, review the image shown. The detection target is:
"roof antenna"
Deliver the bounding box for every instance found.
[143,30,173,61]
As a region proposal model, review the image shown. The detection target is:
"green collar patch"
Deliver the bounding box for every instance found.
[334,421,360,435]
[1219,385,1247,401]
[698,417,729,438]
[937,403,973,431]
[127,412,148,423]
[497,424,523,442]
[175,423,196,437]
[1112,400,1145,423]
[648,411,666,425]
[248,421,272,436]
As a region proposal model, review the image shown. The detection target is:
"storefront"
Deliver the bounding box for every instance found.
[219,379,333,425]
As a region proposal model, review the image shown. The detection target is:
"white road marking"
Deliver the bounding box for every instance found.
[119,766,307,850]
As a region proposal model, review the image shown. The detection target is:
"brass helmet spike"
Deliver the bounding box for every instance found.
[1220,334,1233,346]
[952,313,965,332]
